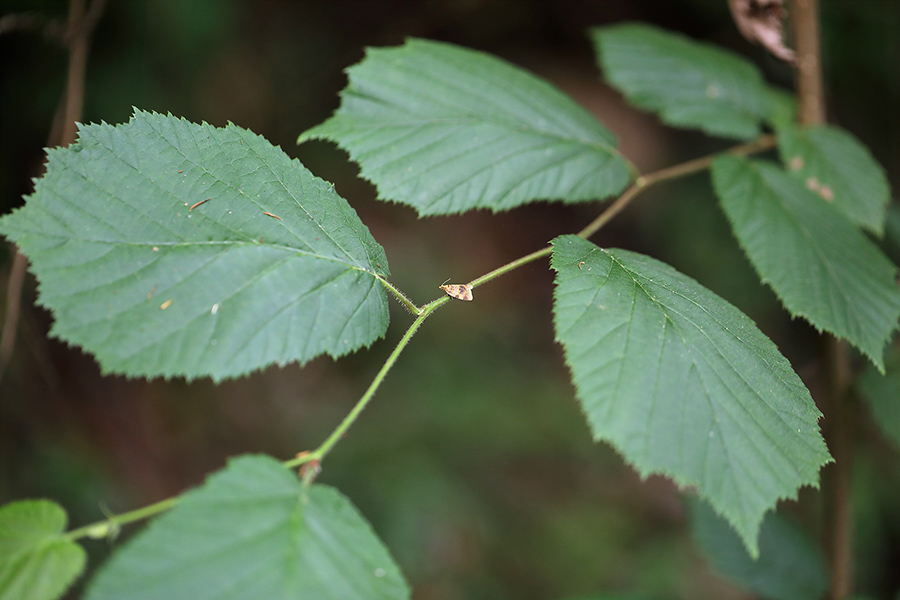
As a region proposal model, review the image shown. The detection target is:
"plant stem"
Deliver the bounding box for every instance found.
[792,0,826,124]
[65,304,444,541]
[824,338,853,600]
[1,0,107,384]
[468,246,553,288]
[61,131,778,540]
[791,1,854,596]
[288,296,446,470]
[65,497,178,541]
[577,134,776,240]
[377,275,422,315]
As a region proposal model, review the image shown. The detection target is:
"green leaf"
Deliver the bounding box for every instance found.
[591,23,772,140]
[857,345,900,450]
[711,155,900,372]
[689,498,828,600]
[86,455,410,600]
[764,86,797,131]
[0,500,86,600]
[299,38,631,216]
[0,110,390,381]
[551,235,831,557]
[777,124,891,234]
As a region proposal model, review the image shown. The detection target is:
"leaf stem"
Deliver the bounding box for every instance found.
[64,301,445,540]
[463,135,778,287]
[65,497,178,541]
[287,296,447,473]
[377,275,423,315]
[468,246,553,288]
[577,134,775,240]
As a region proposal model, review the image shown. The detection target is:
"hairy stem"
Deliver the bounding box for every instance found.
[290,296,446,470]
[377,275,423,315]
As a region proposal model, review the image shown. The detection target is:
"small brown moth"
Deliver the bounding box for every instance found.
[439,279,473,301]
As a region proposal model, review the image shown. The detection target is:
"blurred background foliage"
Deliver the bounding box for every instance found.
[1,1,899,599]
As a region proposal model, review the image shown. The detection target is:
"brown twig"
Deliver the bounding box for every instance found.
[0,0,107,385]
[792,0,826,125]
[790,1,853,598]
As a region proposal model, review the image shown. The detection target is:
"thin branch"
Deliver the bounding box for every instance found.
[0,252,27,384]
[790,1,853,597]
[378,275,422,315]
[0,0,107,385]
[792,0,826,125]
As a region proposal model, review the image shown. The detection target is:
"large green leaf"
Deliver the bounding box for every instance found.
[689,498,827,600]
[777,124,891,235]
[591,23,772,140]
[0,110,390,381]
[0,500,86,600]
[299,38,631,216]
[711,155,900,372]
[86,455,410,600]
[551,235,830,556]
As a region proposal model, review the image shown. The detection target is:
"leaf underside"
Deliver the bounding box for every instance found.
[86,455,410,600]
[711,155,900,372]
[591,23,772,140]
[0,110,391,381]
[299,37,631,216]
[551,235,831,556]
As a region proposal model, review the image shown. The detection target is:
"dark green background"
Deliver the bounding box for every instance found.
[1,1,898,598]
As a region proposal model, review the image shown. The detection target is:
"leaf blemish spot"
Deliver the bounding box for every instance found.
[189,198,210,211]
[160,299,173,310]
[263,211,282,220]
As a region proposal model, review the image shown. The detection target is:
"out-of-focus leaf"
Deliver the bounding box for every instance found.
[857,345,900,450]
[778,124,890,234]
[591,23,771,139]
[765,86,797,130]
[711,155,900,372]
[551,235,830,557]
[0,110,390,381]
[299,38,631,216]
[689,498,827,600]
[86,455,410,600]
[0,500,86,600]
